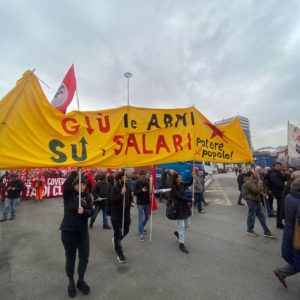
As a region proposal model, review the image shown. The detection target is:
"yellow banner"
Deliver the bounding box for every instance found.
[0,71,253,169]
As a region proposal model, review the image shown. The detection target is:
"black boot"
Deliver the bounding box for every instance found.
[179,243,189,254]
[77,279,90,295]
[68,278,76,298]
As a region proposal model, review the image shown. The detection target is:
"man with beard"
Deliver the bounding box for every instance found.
[269,162,286,229]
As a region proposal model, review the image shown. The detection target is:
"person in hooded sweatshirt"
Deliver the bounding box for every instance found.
[60,170,94,298]
[110,172,134,263]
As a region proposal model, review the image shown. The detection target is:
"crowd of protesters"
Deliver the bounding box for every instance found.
[235,163,300,289]
[2,163,300,296]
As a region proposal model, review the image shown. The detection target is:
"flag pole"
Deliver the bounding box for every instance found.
[122,72,133,236]
[75,65,81,208]
[78,168,82,208]
[191,105,196,218]
[287,121,289,168]
[122,168,126,236]
[149,166,154,243]
[191,160,195,217]
[76,89,80,111]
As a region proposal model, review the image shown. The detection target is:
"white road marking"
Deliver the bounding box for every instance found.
[205,179,232,206]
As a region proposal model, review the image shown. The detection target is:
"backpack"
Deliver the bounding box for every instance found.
[166,190,177,220]
[241,183,249,200]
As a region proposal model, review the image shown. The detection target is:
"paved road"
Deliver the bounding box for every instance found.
[0,173,299,300]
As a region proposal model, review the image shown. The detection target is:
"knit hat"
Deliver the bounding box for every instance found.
[291,171,300,181]
[291,178,300,194]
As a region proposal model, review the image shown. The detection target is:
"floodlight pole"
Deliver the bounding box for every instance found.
[124,72,132,106]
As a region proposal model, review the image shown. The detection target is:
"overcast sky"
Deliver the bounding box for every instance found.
[0,0,299,149]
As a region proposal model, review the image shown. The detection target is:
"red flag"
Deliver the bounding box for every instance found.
[150,165,158,212]
[87,170,95,188]
[51,64,76,114]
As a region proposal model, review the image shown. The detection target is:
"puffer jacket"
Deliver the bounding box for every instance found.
[171,183,192,220]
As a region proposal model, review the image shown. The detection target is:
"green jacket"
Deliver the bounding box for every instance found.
[244,177,263,202]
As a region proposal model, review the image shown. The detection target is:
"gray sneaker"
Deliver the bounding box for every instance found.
[247,231,259,237]
[263,232,276,239]
[138,235,145,242]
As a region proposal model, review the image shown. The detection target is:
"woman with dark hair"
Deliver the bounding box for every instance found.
[60,171,94,298]
[171,173,192,254]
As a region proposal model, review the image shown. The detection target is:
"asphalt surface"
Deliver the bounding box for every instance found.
[0,173,299,300]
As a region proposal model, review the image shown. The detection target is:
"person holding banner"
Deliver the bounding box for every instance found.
[110,172,134,263]
[60,171,94,297]
[134,172,150,241]
[172,173,192,254]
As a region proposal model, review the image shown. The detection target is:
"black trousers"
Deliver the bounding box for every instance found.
[61,230,89,280]
[111,220,130,256]
[272,190,283,225]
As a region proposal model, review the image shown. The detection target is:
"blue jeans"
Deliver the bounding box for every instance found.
[247,201,270,234]
[137,204,150,235]
[177,218,190,244]
[90,205,108,225]
[2,198,19,220]
[194,193,204,212]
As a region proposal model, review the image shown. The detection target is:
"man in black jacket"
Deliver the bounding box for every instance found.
[269,162,286,228]
[0,173,24,222]
[89,173,111,229]
[110,172,134,263]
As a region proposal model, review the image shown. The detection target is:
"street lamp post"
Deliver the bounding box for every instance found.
[122,72,132,236]
[124,72,132,106]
